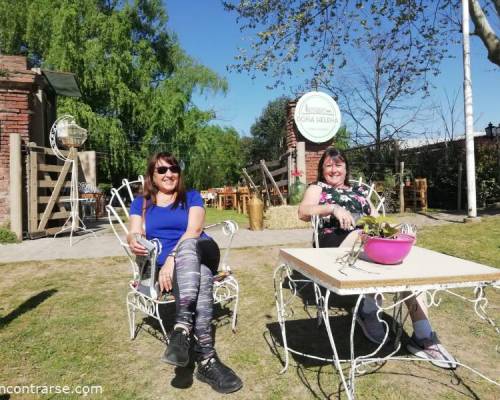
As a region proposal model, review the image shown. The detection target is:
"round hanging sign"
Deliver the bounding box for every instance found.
[294,91,341,143]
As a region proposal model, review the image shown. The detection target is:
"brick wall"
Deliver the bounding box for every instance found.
[0,56,36,225]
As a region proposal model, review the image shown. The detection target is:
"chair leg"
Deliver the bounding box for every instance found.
[230,278,240,333]
[155,303,168,340]
[126,293,136,340]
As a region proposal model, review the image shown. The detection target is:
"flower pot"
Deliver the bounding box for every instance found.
[362,233,415,265]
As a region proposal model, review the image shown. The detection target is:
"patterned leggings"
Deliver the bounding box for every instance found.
[172,237,219,360]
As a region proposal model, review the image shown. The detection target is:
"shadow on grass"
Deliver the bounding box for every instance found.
[0,289,57,330]
[132,299,234,390]
[0,395,10,400]
[266,310,483,400]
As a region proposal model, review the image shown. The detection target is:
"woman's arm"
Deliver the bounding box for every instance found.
[176,205,205,243]
[298,185,335,222]
[127,214,148,256]
[298,184,355,230]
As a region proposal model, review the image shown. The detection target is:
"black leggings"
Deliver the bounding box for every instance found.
[172,237,220,360]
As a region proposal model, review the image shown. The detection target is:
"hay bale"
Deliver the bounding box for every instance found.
[264,205,310,229]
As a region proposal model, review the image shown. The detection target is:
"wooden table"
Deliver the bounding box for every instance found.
[217,190,237,210]
[274,247,500,399]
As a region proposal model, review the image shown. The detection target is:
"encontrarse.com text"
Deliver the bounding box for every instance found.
[0,384,103,396]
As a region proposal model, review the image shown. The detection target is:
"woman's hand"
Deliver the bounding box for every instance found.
[128,234,148,256]
[159,256,175,293]
[331,205,355,230]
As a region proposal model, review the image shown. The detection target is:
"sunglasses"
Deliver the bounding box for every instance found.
[155,165,180,174]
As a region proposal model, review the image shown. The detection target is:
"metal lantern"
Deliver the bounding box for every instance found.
[56,118,88,148]
[485,122,500,138]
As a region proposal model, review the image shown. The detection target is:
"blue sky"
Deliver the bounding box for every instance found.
[166,1,499,139]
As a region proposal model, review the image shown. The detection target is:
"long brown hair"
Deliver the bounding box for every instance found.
[142,152,186,211]
[317,147,350,186]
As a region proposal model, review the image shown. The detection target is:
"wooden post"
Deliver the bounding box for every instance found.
[393,140,399,173]
[399,161,405,213]
[260,161,271,207]
[260,159,286,205]
[28,144,39,234]
[296,142,306,184]
[457,162,463,211]
[241,168,257,193]
[9,134,23,240]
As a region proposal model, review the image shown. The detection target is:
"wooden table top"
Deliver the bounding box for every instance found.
[279,247,500,295]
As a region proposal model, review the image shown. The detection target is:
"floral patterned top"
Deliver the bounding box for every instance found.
[317,181,371,235]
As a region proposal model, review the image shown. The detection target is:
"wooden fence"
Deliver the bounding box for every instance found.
[242,149,292,206]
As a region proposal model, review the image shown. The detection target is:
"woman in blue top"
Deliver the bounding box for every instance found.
[127,152,242,394]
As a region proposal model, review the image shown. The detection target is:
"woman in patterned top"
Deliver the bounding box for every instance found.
[299,147,456,369]
[298,147,374,247]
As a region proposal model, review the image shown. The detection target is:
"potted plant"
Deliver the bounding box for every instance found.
[356,216,415,265]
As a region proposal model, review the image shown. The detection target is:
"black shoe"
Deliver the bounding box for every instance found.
[195,356,243,394]
[161,328,190,367]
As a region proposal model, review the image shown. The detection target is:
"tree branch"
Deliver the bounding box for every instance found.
[469,0,500,66]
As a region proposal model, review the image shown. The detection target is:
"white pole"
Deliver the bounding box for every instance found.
[462,0,478,218]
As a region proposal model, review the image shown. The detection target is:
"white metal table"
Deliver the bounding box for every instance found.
[274,246,500,399]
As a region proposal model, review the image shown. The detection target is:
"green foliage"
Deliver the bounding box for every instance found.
[357,215,399,238]
[247,96,290,164]
[333,125,350,150]
[0,0,228,185]
[97,182,112,194]
[0,227,19,243]
[186,125,245,189]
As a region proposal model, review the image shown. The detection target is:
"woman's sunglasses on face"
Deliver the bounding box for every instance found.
[155,165,180,174]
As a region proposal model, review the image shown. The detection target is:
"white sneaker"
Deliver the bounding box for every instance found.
[407,332,457,369]
[356,310,386,345]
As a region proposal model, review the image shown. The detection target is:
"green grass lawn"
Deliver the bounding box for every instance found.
[0,218,499,399]
[205,207,249,228]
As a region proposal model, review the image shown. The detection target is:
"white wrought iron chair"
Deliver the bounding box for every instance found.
[106,177,240,341]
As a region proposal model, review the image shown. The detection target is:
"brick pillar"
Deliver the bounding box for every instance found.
[286,99,334,184]
[0,56,36,225]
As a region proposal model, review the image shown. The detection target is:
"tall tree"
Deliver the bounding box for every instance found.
[0,0,227,183]
[187,125,245,188]
[248,95,290,164]
[224,1,500,81]
[324,35,433,148]
[468,0,500,66]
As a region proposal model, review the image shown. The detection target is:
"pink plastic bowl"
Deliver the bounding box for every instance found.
[362,234,415,265]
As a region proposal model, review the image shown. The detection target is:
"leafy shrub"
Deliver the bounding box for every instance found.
[98,182,112,194]
[0,227,19,243]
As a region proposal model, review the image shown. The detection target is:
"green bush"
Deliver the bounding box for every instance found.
[97,182,112,194]
[0,227,19,243]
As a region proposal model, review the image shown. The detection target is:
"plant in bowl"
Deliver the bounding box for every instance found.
[356,216,415,265]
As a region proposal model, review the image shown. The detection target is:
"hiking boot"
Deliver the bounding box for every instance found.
[355,309,386,345]
[407,332,457,369]
[195,356,243,394]
[161,328,190,367]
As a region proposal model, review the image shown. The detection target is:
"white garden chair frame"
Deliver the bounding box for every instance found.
[106,177,240,340]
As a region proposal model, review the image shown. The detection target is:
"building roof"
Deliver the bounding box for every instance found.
[41,69,81,98]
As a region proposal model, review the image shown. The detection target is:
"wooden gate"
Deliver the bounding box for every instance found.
[26,142,77,238]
